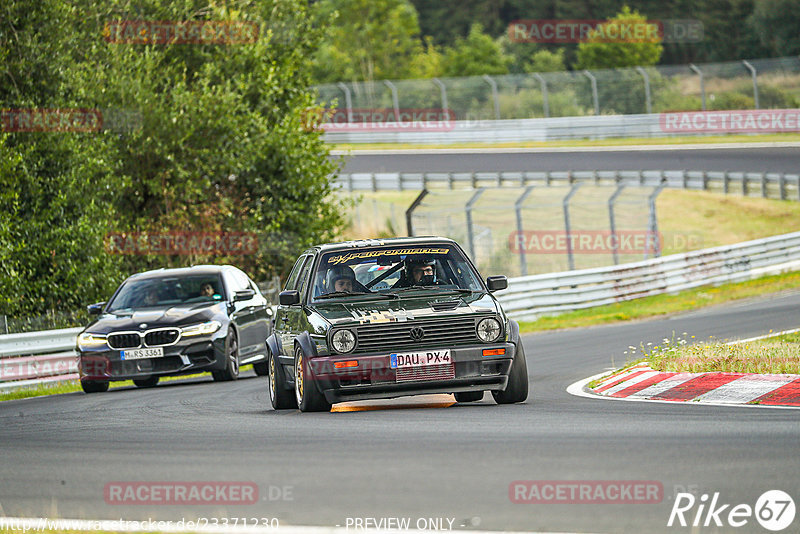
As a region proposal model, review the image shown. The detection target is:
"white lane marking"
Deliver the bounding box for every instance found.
[692,374,799,404]
[331,141,800,156]
[602,370,660,396]
[566,373,800,410]
[728,327,800,344]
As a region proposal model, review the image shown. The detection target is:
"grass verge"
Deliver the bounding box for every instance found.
[519,270,800,333]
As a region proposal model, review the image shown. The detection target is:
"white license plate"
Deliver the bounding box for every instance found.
[121,347,164,360]
[390,350,452,369]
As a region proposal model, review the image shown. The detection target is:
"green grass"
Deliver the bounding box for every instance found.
[330,133,800,152]
[645,331,800,374]
[0,370,226,402]
[519,270,800,333]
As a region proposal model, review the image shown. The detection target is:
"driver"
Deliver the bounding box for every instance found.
[324,265,358,294]
[392,257,439,288]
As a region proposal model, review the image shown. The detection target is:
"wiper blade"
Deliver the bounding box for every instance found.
[315,291,398,300]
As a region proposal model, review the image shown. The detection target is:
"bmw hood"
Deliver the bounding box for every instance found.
[83,302,226,334]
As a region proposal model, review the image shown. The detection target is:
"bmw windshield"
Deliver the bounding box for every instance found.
[106,275,226,312]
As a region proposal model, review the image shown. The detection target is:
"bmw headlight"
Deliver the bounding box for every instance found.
[77,332,108,350]
[180,320,222,337]
[476,317,502,343]
[331,329,356,353]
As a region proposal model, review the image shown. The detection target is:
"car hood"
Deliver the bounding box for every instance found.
[84,302,226,334]
[309,292,500,326]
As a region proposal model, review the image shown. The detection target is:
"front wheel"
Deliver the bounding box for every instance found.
[492,342,529,404]
[268,350,297,410]
[81,380,109,394]
[212,329,240,382]
[133,376,159,388]
[294,347,331,413]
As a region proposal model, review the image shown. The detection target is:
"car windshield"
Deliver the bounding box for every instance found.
[106,275,225,312]
[311,244,483,300]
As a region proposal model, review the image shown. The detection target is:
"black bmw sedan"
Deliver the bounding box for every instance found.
[76,265,271,393]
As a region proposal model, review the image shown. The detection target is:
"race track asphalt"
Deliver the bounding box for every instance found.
[1,290,799,533]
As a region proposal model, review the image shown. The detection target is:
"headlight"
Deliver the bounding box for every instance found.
[77,332,108,349]
[331,329,356,353]
[180,320,222,337]
[476,317,502,343]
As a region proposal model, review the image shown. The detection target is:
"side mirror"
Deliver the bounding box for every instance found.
[87,302,106,315]
[486,276,508,292]
[279,290,300,306]
[233,289,256,302]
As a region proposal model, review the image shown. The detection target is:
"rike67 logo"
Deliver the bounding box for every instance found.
[668,490,795,531]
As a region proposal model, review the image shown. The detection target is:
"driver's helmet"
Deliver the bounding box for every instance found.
[325,264,356,292]
[403,256,437,285]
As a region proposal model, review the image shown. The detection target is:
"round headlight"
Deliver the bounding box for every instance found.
[476,318,502,343]
[331,329,357,353]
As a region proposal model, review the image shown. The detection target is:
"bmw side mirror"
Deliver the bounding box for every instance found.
[486,276,508,292]
[87,302,105,315]
[279,290,300,306]
[233,289,256,302]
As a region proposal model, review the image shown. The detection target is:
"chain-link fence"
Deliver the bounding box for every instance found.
[315,56,800,121]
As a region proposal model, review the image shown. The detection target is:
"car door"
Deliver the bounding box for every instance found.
[225,268,259,359]
[276,255,310,358]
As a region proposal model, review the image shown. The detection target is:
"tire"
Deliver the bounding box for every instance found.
[212,329,240,382]
[492,342,529,404]
[133,376,159,388]
[253,361,269,376]
[81,380,109,394]
[454,391,484,403]
[268,349,297,410]
[294,346,331,412]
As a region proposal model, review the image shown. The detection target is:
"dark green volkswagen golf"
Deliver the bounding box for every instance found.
[267,237,529,412]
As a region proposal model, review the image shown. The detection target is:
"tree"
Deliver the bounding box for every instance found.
[748,0,800,56]
[574,6,663,70]
[441,24,513,77]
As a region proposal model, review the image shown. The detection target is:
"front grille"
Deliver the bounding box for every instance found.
[144,328,179,347]
[108,333,141,349]
[430,300,461,311]
[396,363,455,382]
[354,316,484,353]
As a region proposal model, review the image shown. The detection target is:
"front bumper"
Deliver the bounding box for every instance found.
[308,343,515,403]
[77,337,226,381]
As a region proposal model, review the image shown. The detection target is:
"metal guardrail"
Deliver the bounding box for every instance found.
[0,327,81,387]
[335,169,800,201]
[496,231,800,321]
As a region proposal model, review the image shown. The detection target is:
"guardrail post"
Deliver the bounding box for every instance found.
[483,75,501,120]
[405,189,429,237]
[1,315,7,335]
[689,64,706,111]
[348,174,354,192]
[448,172,454,190]
[723,171,729,194]
[583,70,600,115]
[432,78,449,113]
[398,173,405,191]
[761,172,767,198]
[635,67,652,114]
[383,80,401,120]
[647,183,667,258]
[682,170,688,189]
[702,171,708,191]
[742,173,748,196]
[465,188,486,261]
[533,73,550,118]
[779,173,786,200]
[608,185,626,265]
[515,186,536,276]
[371,173,377,192]
[742,60,760,109]
[337,82,354,123]
[563,183,582,270]
[471,172,477,189]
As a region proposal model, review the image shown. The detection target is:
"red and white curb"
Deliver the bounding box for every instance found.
[568,331,800,409]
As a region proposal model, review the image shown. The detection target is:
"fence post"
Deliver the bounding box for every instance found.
[348,174,354,192]
[742,173,748,196]
[563,183,582,271]
[689,64,706,111]
[383,80,401,120]
[635,67,652,114]
[337,82,354,123]
[405,189,429,237]
[742,60,760,109]
[371,173,377,192]
[583,70,600,115]
[465,188,486,261]
[448,172,454,190]
[515,186,536,276]
[648,183,667,258]
[780,173,786,200]
[1,315,7,335]
[483,74,500,120]
[761,172,767,198]
[533,73,550,118]
[432,78,449,113]
[723,171,729,194]
[608,185,626,265]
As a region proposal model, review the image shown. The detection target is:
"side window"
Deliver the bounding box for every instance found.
[296,255,316,298]
[232,269,252,292]
[284,256,307,291]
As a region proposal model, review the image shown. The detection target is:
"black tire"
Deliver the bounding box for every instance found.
[212,329,240,382]
[294,346,331,413]
[454,391,484,403]
[81,380,109,394]
[492,342,529,404]
[133,376,159,388]
[253,360,269,376]
[268,349,297,410]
